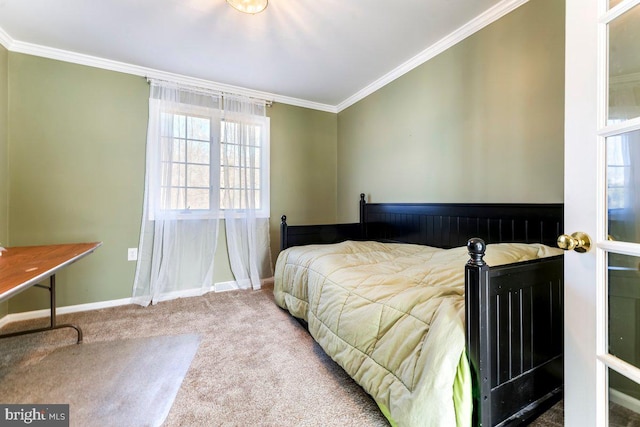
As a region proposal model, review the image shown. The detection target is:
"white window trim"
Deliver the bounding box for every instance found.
[148,101,270,221]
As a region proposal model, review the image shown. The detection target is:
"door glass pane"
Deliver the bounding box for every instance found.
[609,0,624,9]
[607,130,640,243]
[609,368,640,424]
[609,253,640,370]
[608,4,640,123]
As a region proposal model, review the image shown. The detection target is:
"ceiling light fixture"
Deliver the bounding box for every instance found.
[226,0,268,14]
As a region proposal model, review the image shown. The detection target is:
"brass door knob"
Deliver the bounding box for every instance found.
[557,232,592,253]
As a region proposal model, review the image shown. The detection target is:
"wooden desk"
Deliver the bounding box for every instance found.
[0,242,102,343]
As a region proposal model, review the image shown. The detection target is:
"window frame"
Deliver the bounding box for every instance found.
[148,100,270,221]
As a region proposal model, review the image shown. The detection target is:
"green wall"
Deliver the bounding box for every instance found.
[4,53,337,313]
[268,102,338,258]
[8,54,149,311]
[0,44,7,318]
[2,0,563,314]
[337,0,565,221]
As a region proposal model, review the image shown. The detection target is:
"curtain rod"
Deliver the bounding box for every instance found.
[146,77,273,107]
[223,92,273,108]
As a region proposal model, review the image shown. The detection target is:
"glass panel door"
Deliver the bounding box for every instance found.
[601,0,640,424]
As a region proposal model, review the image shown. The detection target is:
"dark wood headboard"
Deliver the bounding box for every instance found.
[281,194,563,250]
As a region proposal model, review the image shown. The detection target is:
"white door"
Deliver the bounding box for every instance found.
[565,0,640,425]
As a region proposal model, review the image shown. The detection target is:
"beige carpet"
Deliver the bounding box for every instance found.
[0,334,200,427]
[0,286,389,426]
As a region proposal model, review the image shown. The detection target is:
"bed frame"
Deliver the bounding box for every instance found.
[280,194,564,427]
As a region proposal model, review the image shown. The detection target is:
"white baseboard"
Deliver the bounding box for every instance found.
[152,287,211,303]
[153,281,241,301]
[214,281,239,293]
[0,312,11,329]
[0,279,270,327]
[610,388,640,414]
[0,297,133,329]
[215,277,273,292]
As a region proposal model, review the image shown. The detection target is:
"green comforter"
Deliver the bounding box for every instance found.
[273,241,562,426]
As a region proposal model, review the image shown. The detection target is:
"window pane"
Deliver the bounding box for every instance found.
[160,137,171,162]
[607,129,640,243]
[253,190,262,209]
[221,167,228,188]
[220,167,230,188]
[253,146,261,167]
[609,187,625,210]
[187,140,210,164]
[239,170,247,189]
[160,162,171,186]
[173,115,187,137]
[187,164,209,188]
[221,143,239,165]
[171,164,186,187]
[221,166,241,189]
[223,122,238,143]
[172,139,186,162]
[161,162,186,187]
[162,187,186,210]
[187,116,210,141]
[244,146,254,165]
[609,166,625,188]
[229,190,247,209]
[609,368,640,424]
[609,253,640,373]
[220,188,261,210]
[609,0,624,9]
[186,189,209,210]
[220,189,237,209]
[609,4,640,123]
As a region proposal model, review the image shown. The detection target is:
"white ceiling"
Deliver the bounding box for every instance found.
[0,0,524,112]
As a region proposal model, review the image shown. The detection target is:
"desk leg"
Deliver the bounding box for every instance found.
[0,275,83,344]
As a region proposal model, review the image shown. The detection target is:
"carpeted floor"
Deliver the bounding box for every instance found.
[8,285,639,426]
[0,286,388,426]
[530,399,640,427]
[1,334,200,426]
[529,401,563,426]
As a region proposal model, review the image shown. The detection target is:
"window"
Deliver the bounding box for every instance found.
[160,111,216,213]
[220,116,270,217]
[149,103,269,220]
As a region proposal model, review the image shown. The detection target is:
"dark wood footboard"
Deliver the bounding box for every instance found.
[466,238,564,426]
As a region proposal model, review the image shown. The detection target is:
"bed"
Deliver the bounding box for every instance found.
[274,194,564,427]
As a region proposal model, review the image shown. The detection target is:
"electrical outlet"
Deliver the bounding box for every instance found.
[127,248,138,261]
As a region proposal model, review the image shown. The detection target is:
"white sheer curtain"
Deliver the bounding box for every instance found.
[222,96,273,290]
[133,81,222,306]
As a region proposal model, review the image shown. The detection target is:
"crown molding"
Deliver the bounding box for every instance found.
[336,0,530,112]
[0,26,13,50]
[0,0,527,115]
[6,39,338,113]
